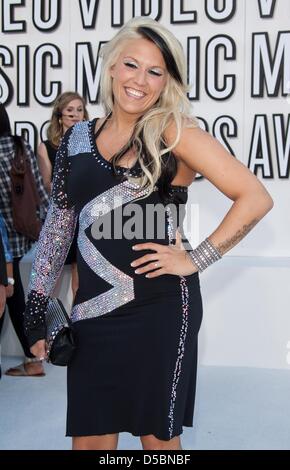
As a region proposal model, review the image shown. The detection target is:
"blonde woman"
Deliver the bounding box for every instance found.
[24,18,273,450]
[38,92,89,298]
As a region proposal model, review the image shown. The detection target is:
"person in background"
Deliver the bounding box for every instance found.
[0,102,49,377]
[0,233,7,380]
[0,234,8,318]
[37,92,89,298]
[0,214,13,298]
[0,214,13,379]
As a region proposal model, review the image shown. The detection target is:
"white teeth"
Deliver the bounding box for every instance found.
[125,88,145,98]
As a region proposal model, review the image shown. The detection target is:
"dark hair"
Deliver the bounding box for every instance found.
[0,102,26,161]
[137,26,183,84]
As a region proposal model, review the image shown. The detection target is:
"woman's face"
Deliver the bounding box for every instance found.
[61,99,85,132]
[110,37,168,118]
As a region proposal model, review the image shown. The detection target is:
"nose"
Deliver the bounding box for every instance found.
[134,68,147,87]
[71,111,83,120]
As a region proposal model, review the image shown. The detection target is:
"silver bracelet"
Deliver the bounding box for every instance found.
[188,238,222,273]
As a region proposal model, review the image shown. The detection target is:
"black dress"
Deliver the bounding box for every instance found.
[25,119,203,441]
[43,140,57,173]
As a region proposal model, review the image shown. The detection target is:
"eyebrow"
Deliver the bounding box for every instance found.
[123,56,165,71]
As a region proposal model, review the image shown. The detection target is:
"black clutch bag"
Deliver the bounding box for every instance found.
[46,298,76,366]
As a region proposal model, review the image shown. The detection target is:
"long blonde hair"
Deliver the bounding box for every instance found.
[100,17,198,197]
[47,91,89,147]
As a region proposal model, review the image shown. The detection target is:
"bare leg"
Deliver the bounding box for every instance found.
[72,434,119,450]
[140,434,182,450]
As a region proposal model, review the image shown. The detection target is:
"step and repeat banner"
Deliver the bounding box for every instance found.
[0,0,289,256]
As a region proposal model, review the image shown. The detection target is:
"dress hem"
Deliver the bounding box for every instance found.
[65,423,193,441]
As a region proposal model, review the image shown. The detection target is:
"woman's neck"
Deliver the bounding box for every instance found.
[107,108,141,135]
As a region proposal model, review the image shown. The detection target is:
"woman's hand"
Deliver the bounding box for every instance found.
[131,229,198,278]
[30,339,47,361]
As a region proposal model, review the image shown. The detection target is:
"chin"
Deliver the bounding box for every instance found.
[120,104,148,116]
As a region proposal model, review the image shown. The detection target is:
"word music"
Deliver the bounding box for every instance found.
[0,0,287,103]
[0,0,289,179]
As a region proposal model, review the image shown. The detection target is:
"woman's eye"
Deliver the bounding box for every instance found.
[124,62,137,69]
[149,70,163,77]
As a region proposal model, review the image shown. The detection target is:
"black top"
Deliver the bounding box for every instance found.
[43,140,58,173]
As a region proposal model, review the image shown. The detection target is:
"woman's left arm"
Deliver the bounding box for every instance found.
[131,125,274,279]
[172,125,274,255]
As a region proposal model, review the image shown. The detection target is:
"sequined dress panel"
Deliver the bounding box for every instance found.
[24,119,203,441]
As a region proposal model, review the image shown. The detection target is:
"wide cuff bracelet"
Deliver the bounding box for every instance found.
[188,237,222,273]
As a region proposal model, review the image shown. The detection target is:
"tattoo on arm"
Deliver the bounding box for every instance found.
[216,218,259,255]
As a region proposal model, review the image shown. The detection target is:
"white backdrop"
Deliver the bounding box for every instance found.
[0,0,289,368]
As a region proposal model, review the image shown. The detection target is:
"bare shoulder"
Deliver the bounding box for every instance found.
[164,118,211,158]
[164,117,237,172]
[38,141,47,152]
[164,117,264,201]
[37,141,50,159]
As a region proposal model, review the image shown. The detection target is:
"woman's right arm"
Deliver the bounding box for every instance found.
[37,142,53,194]
[24,127,78,351]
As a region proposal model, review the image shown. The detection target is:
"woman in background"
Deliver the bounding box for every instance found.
[38,92,89,193]
[37,92,89,298]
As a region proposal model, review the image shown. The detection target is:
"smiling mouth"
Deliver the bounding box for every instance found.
[124,87,146,99]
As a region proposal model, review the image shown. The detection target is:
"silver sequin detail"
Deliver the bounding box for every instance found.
[165,206,175,243]
[188,238,222,272]
[28,201,77,296]
[88,120,141,178]
[71,180,151,322]
[24,127,77,338]
[68,121,91,156]
[166,206,190,439]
